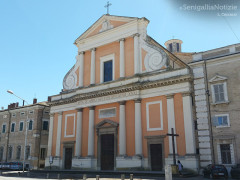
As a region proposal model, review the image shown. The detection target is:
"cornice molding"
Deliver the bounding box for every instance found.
[49,74,193,107]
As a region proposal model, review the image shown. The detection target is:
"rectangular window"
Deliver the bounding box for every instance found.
[11,123,15,132]
[40,148,46,160]
[19,122,24,131]
[220,144,231,164]
[28,120,33,130]
[213,84,225,102]
[2,124,6,133]
[213,114,229,127]
[176,43,180,52]
[169,43,173,52]
[42,121,49,130]
[103,60,113,82]
[20,112,25,116]
[12,113,16,117]
[29,111,34,114]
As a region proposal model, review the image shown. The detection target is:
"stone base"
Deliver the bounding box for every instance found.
[45,156,62,170]
[116,155,143,169]
[165,154,199,172]
[72,157,97,170]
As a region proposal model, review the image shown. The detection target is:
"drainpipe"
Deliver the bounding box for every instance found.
[203,59,215,164]
[6,109,12,162]
[37,105,46,169]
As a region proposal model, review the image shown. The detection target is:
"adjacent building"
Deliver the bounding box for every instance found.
[0,100,50,169]
[46,15,198,171]
[166,39,240,171]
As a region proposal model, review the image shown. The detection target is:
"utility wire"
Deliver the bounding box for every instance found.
[222,16,240,43]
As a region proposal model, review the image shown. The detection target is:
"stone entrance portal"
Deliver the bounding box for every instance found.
[150,144,163,171]
[64,147,73,169]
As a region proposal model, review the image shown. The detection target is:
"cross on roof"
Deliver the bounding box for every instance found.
[104,1,112,14]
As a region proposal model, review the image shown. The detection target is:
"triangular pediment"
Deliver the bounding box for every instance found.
[96,119,119,129]
[209,75,228,83]
[74,14,138,43]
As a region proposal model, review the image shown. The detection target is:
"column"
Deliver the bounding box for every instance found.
[79,51,85,87]
[75,108,83,157]
[119,101,126,156]
[88,107,95,156]
[166,95,177,154]
[119,38,125,78]
[133,33,140,74]
[182,93,196,154]
[47,113,54,157]
[90,48,96,85]
[135,99,142,155]
[56,112,63,157]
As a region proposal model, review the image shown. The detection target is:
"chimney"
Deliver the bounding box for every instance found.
[48,96,51,102]
[33,98,37,104]
[16,102,19,107]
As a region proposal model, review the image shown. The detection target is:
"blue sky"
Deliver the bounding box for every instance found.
[0,0,239,109]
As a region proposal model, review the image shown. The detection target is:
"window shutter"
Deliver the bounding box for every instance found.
[212,116,218,126]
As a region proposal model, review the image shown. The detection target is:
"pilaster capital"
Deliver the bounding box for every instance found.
[76,108,83,112]
[89,106,95,110]
[91,48,96,52]
[134,99,142,103]
[132,33,140,38]
[119,38,125,42]
[57,111,63,115]
[166,94,174,99]
[119,101,126,105]
[182,92,192,97]
[78,51,85,55]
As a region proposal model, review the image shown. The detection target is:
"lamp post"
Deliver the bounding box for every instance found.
[7,90,29,172]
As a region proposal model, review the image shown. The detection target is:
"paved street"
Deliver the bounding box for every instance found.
[0,171,235,180]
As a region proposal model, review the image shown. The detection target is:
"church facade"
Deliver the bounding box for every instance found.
[45,15,198,171]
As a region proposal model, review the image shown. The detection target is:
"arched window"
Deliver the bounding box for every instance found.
[16,146,21,160]
[0,147,4,161]
[8,146,12,160]
[28,120,33,130]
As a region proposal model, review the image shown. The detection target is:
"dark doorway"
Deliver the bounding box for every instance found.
[150,144,163,171]
[64,147,72,169]
[101,134,114,170]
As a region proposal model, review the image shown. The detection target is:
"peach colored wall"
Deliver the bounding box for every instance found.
[86,21,128,39]
[142,48,147,71]
[109,20,128,28]
[66,116,74,136]
[81,108,89,157]
[141,96,169,158]
[148,103,161,129]
[95,42,120,84]
[174,93,186,156]
[83,51,91,86]
[94,103,120,157]
[125,37,134,77]
[51,113,58,156]
[60,110,77,157]
[125,100,135,156]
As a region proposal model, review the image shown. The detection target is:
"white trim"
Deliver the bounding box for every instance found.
[19,121,24,131]
[99,107,116,118]
[100,53,115,83]
[64,113,76,138]
[211,82,228,104]
[215,114,230,128]
[218,143,235,165]
[209,75,228,83]
[146,101,163,131]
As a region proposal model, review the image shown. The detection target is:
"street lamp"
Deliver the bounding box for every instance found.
[7,90,29,172]
[7,90,29,106]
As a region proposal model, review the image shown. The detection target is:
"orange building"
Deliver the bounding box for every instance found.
[46,15,198,171]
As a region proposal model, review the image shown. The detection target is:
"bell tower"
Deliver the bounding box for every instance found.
[164,39,183,53]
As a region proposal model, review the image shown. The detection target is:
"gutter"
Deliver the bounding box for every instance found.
[6,109,12,162]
